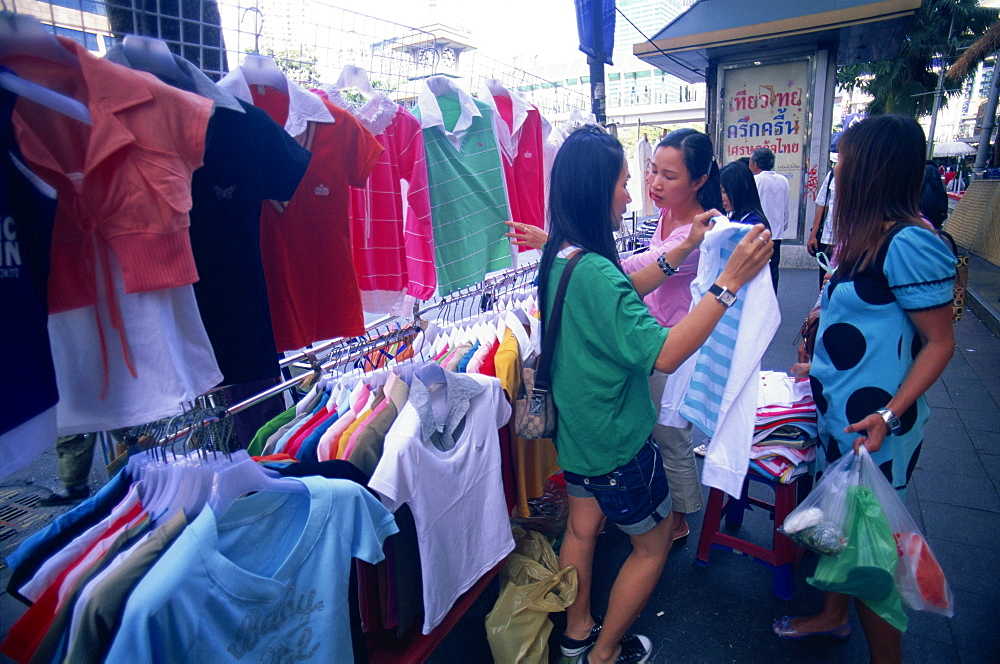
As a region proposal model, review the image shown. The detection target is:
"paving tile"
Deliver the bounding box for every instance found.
[957,409,1000,433]
[968,429,1000,455]
[980,454,1000,492]
[920,501,1000,548]
[901,634,959,663]
[949,588,1000,656]
[926,384,955,409]
[906,609,955,647]
[916,446,988,479]
[941,379,998,412]
[911,473,1000,513]
[959,650,992,664]
[940,358,974,384]
[0,591,27,638]
[904,489,926,531]
[923,537,1000,599]
[924,409,977,451]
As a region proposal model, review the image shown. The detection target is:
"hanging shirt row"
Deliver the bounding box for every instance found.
[0,16,567,476]
[1,286,563,661]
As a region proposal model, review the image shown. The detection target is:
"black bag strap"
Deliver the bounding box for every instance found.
[937,229,962,258]
[535,250,587,392]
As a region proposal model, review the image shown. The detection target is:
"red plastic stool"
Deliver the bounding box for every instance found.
[695,469,812,600]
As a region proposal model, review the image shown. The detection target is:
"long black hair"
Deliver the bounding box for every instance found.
[538,125,625,328]
[657,128,722,212]
[834,114,925,275]
[720,161,769,229]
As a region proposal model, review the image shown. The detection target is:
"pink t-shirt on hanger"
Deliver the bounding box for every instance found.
[322,87,436,312]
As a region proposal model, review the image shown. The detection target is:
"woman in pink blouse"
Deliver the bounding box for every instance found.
[507,128,723,541]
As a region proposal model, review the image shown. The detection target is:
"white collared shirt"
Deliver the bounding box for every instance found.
[415,75,481,151]
[753,170,790,239]
[218,66,334,137]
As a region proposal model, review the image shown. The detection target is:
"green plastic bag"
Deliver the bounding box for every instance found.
[486,527,578,664]
[807,451,908,631]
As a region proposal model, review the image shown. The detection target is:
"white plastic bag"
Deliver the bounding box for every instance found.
[857,449,954,617]
[779,451,856,555]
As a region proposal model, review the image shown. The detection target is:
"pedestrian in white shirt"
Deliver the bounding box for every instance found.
[749,147,790,293]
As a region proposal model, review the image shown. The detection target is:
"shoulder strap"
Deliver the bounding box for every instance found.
[535,251,587,391]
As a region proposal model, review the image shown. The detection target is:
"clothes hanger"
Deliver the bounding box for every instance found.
[153,408,222,523]
[120,34,197,92]
[0,13,90,123]
[486,78,510,99]
[0,12,80,70]
[0,69,91,124]
[241,53,288,94]
[141,409,195,519]
[416,360,446,387]
[334,64,374,96]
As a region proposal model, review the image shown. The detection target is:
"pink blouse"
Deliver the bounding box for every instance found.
[620,210,699,327]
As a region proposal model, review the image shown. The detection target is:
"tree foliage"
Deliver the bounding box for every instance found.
[836,0,998,117]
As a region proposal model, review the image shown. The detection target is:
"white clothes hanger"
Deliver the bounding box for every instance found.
[334,64,374,96]
[0,12,90,124]
[0,12,80,70]
[208,450,307,516]
[121,35,193,89]
[241,54,288,94]
[0,70,90,124]
[486,78,509,99]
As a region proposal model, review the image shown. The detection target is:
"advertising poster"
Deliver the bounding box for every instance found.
[721,59,810,239]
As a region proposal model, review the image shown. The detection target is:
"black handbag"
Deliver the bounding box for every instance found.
[514,251,586,439]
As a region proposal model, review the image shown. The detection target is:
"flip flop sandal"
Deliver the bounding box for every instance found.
[772,616,851,640]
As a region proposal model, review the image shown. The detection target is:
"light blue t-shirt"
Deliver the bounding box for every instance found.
[105,476,398,662]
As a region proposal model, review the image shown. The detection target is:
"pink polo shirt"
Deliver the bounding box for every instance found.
[619,210,700,327]
[492,94,546,247]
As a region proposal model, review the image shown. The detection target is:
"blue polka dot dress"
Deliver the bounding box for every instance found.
[811,224,955,489]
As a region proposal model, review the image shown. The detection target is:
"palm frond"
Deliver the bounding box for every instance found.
[947,20,1000,81]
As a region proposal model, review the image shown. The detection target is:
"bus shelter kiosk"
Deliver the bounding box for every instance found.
[634,0,921,252]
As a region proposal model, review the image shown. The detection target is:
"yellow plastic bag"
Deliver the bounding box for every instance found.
[486,527,578,664]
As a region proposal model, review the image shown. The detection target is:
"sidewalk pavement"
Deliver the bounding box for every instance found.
[3,267,998,663]
[429,266,1000,663]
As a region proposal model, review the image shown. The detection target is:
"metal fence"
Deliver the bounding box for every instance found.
[6,0,589,115]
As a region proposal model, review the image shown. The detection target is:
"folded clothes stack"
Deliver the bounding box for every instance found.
[751,372,818,483]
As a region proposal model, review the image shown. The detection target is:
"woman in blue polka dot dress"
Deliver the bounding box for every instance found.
[772,115,956,662]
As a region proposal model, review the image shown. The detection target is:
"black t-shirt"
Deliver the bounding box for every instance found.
[0,85,59,434]
[188,100,311,385]
[920,164,948,229]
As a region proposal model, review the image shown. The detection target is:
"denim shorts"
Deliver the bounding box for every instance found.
[564,438,671,535]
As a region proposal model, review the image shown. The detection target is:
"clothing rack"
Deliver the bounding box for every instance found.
[276,312,398,369]
[223,261,540,418]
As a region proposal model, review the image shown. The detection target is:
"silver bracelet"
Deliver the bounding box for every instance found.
[657,253,677,277]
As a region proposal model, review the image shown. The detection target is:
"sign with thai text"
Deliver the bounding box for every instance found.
[721,60,809,238]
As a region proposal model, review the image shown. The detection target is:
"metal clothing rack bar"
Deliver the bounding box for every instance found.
[277,312,396,369]
[152,324,419,450]
[414,261,539,321]
[226,261,541,416]
[229,324,414,415]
